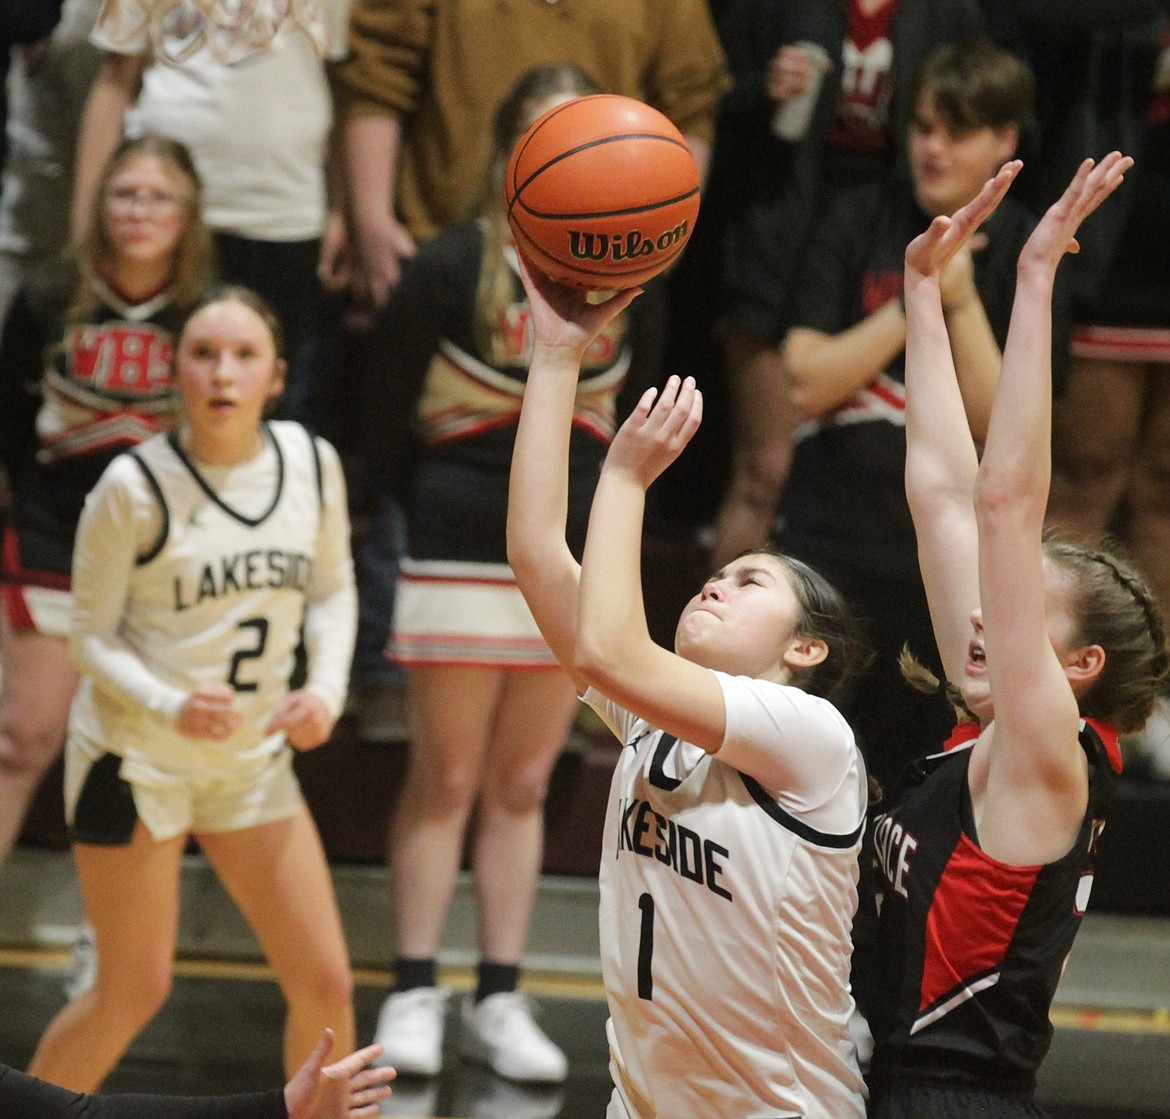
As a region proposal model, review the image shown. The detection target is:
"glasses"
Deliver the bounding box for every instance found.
[105,186,189,215]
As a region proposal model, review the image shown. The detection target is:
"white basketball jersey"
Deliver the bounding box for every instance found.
[69,422,325,779]
[588,683,868,1119]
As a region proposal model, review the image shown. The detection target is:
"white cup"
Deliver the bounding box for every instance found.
[772,41,832,141]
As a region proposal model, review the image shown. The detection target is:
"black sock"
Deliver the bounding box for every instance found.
[393,956,437,993]
[475,960,519,1003]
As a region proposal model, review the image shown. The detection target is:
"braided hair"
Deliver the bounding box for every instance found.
[898,532,1168,735]
[1046,533,1170,734]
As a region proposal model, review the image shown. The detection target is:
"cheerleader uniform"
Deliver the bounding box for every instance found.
[0,264,184,635]
[383,220,629,669]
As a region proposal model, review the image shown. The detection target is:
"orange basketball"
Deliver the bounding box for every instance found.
[505,94,701,291]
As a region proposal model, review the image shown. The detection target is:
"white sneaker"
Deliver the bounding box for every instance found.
[458,992,568,1084]
[373,987,448,1076]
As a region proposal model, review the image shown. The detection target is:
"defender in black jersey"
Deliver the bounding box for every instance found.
[865,156,1167,1117]
[868,718,1119,1103]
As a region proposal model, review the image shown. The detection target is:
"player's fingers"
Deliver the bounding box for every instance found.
[950,161,1019,237]
[663,377,698,436]
[350,1082,394,1107]
[266,696,293,724]
[303,1030,333,1075]
[632,385,659,420]
[658,374,682,404]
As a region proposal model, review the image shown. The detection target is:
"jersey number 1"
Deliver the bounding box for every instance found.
[637,892,654,1000]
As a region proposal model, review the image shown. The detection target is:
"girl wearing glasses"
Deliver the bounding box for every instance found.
[0,133,209,870]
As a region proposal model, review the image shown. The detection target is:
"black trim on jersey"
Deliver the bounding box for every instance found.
[739,772,865,849]
[128,453,170,566]
[307,428,324,510]
[648,734,682,790]
[166,424,284,527]
[624,730,650,753]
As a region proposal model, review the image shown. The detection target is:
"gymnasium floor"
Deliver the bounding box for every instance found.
[1,910,1168,1117]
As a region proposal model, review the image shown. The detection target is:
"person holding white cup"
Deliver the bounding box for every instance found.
[708,0,989,572]
[769,41,833,140]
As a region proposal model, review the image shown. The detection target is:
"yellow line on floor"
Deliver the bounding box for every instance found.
[1051,1004,1170,1033]
[0,947,608,1001]
[8,949,1166,1029]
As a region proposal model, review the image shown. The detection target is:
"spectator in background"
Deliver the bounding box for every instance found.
[339,0,729,308]
[652,0,822,548]
[995,2,1170,780]
[337,0,730,741]
[0,0,100,321]
[0,134,210,872]
[363,64,638,1086]
[0,0,102,518]
[776,40,1043,794]
[772,46,1042,1050]
[0,0,65,173]
[710,0,987,566]
[68,0,352,427]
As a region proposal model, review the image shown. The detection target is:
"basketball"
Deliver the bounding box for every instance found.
[505,94,701,291]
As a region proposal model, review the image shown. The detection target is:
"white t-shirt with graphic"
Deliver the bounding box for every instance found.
[92,0,352,239]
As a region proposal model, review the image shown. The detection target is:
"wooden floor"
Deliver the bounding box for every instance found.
[1,943,1169,1118]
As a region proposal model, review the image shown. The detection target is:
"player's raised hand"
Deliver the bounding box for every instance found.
[605,374,703,491]
[516,251,639,362]
[905,159,1021,281]
[1019,152,1132,274]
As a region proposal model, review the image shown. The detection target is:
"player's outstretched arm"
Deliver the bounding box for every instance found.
[574,374,728,751]
[977,154,1133,785]
[903,160,1020,687]
[507,255,637,681]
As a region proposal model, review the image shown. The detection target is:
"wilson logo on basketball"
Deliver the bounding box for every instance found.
[567,222,690,264]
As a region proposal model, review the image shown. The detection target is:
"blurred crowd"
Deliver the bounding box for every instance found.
[0,0,1169,1093]
[0,0,1167,883]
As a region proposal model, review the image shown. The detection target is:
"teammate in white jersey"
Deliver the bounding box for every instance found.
[507,258,871,1119]
[28,286,360,1092]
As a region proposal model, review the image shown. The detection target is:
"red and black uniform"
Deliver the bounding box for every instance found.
[866,720,1122,1115]
[0,261,184,598]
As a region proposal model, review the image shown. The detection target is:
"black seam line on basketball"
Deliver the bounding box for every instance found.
[516,185,700,222]
[513,133,692,200]
[513,223,689,280]
[507,94,644,205]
